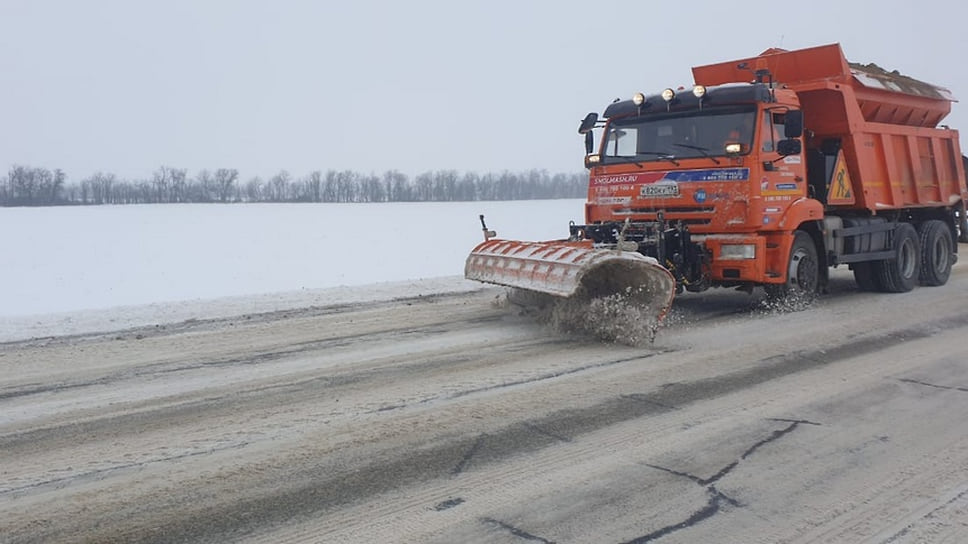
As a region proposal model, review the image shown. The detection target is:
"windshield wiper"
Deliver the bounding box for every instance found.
[636,151,680,166]
[673,143,721,165]
[611,155,645,167]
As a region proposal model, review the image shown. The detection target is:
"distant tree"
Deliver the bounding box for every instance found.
[384,170,411,202]
[214,168,239,202]
[457,172,478,201]
[136,179,153,203]
[266,170,291,201]
[84,172,117,205]
[359,173,383,202]
[414,172,433,201]
[152,166,171,203]
[1,165,68,205]
[194,169,214,202]
[336,170,356,202]
[432,170,458,201]
[169,167,188,203]
[47,169,66,204]
[2,163,586,206]
[7,165,38,204]
[33,169,54,203]
[244,176,263,202]
[322,170,337,202]
[301,170,322,202]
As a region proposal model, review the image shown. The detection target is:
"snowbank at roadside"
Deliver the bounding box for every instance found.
[0,276,485,343]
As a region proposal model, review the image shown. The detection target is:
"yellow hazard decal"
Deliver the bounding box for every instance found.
[828,151,855,205]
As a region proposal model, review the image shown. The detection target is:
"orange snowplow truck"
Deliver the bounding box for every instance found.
[466,44,966,313]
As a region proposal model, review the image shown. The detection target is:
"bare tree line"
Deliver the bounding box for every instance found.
[0,165,587,206]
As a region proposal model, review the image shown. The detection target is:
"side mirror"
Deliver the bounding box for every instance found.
[784,110,803,138]
[578,112,598,134]
[584,131,595,154]
[777,138,802,156]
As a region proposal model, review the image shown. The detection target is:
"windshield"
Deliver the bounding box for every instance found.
[601,106,757,164]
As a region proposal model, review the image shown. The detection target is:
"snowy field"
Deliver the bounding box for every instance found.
[0,200,584,340]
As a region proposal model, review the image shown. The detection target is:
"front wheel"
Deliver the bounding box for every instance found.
[765,230,820,303]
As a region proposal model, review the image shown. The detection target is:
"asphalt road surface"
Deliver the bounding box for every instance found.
[2,264,968,543]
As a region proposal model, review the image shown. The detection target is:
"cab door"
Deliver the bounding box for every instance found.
[758,109,805,228]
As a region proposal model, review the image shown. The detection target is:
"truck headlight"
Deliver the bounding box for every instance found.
[632,92,646,106]
[661,88,675,102]
[692,85,706,98]
[719,244,756,260]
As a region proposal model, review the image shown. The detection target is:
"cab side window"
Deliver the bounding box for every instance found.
[762,111,786,152]
[761,114,774,152]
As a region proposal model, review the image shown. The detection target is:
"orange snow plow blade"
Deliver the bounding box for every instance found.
[464,239,677,322]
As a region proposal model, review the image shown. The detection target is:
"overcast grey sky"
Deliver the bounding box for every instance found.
[1,0,965,182]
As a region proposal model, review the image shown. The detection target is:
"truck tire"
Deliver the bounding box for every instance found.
[875,223,919,293]
[765,231,819,301]
[918,220,953,286]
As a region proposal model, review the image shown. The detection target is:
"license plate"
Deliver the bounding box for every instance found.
[641,183,679,197]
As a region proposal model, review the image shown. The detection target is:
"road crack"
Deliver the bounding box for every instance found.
[898,378,968,393]
[620,488,737,544]
[482,517,556,543]
[633,419,819,542]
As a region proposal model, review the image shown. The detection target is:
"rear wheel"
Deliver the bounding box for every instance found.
[765,230,819,302]
[918,220,953,286]
[875,223,919,293]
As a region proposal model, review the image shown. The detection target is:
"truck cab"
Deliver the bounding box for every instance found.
[576,83,819,293]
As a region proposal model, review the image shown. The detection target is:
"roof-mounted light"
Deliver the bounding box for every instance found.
[661,88,675,102]
[632,92,646,106]
[692,85,706,98]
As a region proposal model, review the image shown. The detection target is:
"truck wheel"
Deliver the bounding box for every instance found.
[918,220,953,286]
[851,262,881,291]
[765,231,819,301]
[875,223,919,292]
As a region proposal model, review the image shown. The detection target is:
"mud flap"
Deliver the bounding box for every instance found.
[959,200,968,244]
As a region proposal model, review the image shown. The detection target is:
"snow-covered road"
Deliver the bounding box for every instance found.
[2,266,968,543]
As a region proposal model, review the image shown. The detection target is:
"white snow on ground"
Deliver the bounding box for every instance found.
[0,200,583,341]
[0,276,484,343]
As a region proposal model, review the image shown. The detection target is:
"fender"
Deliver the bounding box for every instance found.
[777,197,824,231]
[763,198,826,284]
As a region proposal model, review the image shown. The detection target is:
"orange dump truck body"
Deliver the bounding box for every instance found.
[693,43,967,212]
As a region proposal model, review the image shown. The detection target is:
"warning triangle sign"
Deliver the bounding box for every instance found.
[828,151,855,205]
